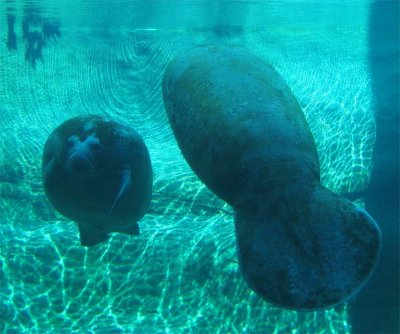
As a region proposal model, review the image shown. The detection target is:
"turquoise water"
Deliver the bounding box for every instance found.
[0,1,398,333]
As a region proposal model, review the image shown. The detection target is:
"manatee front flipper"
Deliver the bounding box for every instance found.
[234,184,381,310]
[108,165,132,219]
[78,223,109,247]
[43,156,56,184]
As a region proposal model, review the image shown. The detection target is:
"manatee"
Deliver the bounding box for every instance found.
[162,45,381,310]
[42,115,152,246]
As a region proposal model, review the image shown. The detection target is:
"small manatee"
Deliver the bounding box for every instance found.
[42,115,152,246]
[162,45,381,310]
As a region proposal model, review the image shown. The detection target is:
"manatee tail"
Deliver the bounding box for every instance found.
[78,223,109,247]
[234,184,381,310]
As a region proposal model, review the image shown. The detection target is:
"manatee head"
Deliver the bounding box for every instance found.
[65,133,103,175]
[43,116,117,178]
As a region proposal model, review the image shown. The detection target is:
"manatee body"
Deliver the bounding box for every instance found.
[162,45,381,310]
[42,115,152,246]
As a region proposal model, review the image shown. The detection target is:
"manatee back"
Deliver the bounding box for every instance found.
[163,46,381,310]
[163,45,319,205]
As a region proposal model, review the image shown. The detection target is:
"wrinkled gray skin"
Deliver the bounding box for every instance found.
[162,45,381,310]
[43,115,152,246]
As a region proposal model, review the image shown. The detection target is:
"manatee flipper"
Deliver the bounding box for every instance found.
[108,165,132,218]
[234,184,381,310]
[78,223,109,247]
[43,156,56,181]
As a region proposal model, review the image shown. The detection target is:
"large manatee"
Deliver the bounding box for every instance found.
[42,115,152,246]
[162,45,381,310]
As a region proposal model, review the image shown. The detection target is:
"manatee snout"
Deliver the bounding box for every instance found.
[65,134,101,174]
[67,152,93,174]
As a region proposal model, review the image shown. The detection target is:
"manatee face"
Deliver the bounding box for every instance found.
[42,115,152,247]
[65,134,103,175]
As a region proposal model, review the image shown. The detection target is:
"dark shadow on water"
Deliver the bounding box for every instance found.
[211,24,244,38]
[201,0,248,39]
[42,20,61,42]
[22,3,61,68]
[6,13,17,51]
[349,1,400,333]
[4,1,61,68]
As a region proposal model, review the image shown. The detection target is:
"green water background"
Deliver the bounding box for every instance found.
[0,1,397,333]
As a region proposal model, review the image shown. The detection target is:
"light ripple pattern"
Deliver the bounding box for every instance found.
[0,21,373,334]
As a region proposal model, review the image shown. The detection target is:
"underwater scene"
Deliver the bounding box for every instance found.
[0,1,399,333]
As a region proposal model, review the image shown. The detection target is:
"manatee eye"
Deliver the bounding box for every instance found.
[66,135,78,148]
